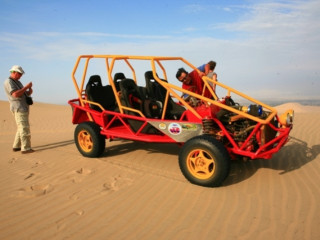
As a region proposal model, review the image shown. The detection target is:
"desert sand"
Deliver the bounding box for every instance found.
[0,100,319,240]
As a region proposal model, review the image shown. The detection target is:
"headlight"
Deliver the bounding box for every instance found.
[279,109,294,127]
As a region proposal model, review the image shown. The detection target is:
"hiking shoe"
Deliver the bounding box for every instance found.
[21,149,35,154]
[13,148,21,152]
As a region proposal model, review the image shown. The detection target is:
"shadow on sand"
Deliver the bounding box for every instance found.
[34,140,75,151]
[223,137,320,186]
[101,139,181,158]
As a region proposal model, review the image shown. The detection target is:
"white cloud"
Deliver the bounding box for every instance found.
[223,7,232,12]
[183,4,206,14]
[215,0,320,42]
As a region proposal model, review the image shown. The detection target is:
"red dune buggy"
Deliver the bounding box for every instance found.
[68,55,294,187]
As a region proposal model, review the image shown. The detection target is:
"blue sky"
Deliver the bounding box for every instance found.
[1,0,319,104]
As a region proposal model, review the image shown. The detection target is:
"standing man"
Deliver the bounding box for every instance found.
[4,65,35,154]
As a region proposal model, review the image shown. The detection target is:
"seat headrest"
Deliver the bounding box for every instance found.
[88,75,102,87]
[145,71,156,82]
[145,71,167,89]
[114,72,126,82]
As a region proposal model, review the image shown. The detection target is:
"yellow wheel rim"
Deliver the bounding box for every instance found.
[186,149,215,180]
[78,130,93,153]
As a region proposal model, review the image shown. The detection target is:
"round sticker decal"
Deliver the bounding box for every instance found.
[168,123,182,135]
[159,123,166,130]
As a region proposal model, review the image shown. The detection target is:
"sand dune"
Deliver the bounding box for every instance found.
[275,102,320,113]
[0,101,319,239]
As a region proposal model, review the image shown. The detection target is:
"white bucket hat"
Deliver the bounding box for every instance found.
[9,65,25,74]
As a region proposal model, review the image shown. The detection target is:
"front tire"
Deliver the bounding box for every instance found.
[179,135,230,187]
[74,122,105,158]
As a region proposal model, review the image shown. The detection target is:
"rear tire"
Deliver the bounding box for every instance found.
[179,135,230,187]
[74,122,105,158]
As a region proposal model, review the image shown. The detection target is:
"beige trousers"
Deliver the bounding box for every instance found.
[12,111,31,151]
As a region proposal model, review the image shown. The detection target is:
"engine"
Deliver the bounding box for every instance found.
[201,100,268,152]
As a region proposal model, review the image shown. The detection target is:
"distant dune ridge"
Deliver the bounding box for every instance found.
[275,102,320,113]
[0,100,320,240]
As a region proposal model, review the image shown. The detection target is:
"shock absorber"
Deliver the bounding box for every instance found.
[202,118,215,135]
